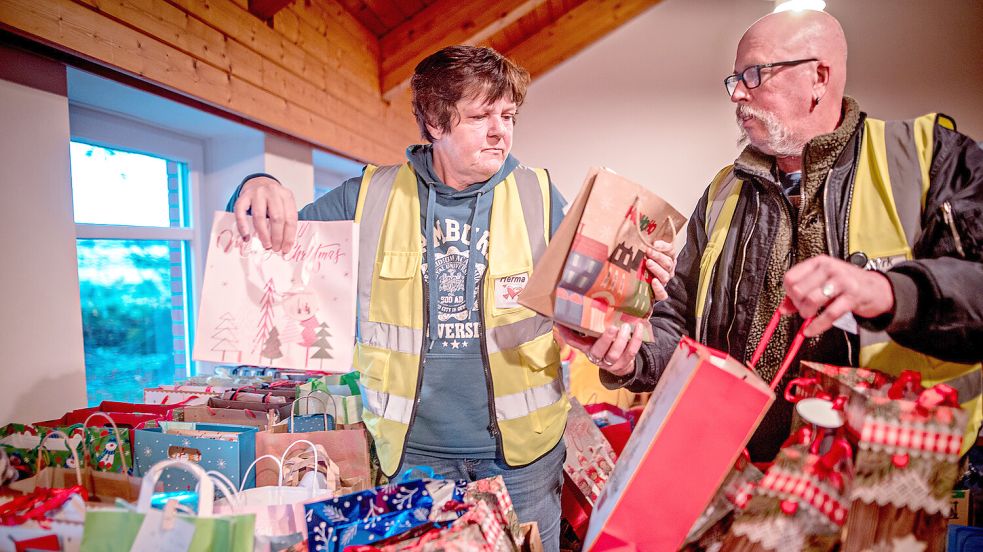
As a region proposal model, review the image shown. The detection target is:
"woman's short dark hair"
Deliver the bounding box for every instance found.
[411,45,531,142]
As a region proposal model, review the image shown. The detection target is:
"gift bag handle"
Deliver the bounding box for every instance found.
[35,430,83,487]
[278,439,321,493]
[81,412,130,473]
[137,459,214,516]
[206,470,243,510]
[290,394,334,432]
[748,308,815,390]
[240,453,285,492]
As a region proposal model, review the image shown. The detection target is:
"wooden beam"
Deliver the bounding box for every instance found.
[379,0,548,99]
[248,0,293,20]
[503,0,661,79]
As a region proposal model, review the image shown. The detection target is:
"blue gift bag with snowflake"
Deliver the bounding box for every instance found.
[133,423,257,492]
[304,479,465,551]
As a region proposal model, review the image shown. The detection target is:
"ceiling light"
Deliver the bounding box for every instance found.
[773,0,826,13]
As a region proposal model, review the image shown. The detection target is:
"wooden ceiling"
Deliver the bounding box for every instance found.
[260,0,662,99]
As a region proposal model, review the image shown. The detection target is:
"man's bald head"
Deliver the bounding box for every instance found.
[731,10,849,162]
[741,10,847,101]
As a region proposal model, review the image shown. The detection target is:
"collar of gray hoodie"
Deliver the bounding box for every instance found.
[405,144,520,347]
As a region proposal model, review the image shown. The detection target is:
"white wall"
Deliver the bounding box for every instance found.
[0,77,88,422]
[517,0,983,217]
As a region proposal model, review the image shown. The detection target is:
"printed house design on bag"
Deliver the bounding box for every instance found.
[556,226,654,332]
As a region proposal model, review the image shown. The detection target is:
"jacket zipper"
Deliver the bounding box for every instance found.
[942,201,966,258]
[477,277,506,461]
[698,264,716,344]
[726,187,759,352]
[823,156,855,364]
[393,276,428,476]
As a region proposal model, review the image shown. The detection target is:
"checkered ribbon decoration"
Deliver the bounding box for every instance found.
[455,500,506,550]
[759,469,848,527]
[859,418,963,457]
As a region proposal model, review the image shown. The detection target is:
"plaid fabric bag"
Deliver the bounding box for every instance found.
[841,383,969,552]
[722,435,853,552]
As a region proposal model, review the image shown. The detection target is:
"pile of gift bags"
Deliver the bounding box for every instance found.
[576,309,976,552]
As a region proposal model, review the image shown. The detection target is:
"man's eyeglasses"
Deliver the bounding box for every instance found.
[724,58,818,96]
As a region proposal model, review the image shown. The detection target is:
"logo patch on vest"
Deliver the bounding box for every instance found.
[495,273,529,310]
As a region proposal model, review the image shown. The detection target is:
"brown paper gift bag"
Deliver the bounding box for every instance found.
[518,167,686,341]
[255,428,371,492]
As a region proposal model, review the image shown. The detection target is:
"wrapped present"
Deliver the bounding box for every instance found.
[143,386,218,406]
[722,435,853,552]
[133,422,257,492]
[519,167,685,341]
[584,310,809,551]
[464,476,522,551]
[192,212,357,372]
[841,383,969,552]
[304,479,463,552]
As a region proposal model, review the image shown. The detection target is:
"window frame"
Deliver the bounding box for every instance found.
[69,104,205,381]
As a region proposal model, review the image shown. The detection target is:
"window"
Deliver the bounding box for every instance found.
[70,108,203,405]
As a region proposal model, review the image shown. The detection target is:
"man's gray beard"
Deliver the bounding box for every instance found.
[736,106,804,157]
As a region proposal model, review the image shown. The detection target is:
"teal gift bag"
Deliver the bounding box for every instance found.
[80,459,255,552]
[133,423,257,492]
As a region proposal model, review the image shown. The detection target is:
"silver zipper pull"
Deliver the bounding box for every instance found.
[942,201,966,258]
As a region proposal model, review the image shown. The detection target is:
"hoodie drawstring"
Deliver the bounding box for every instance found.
[425,184,438,349]
[464,191,491,321]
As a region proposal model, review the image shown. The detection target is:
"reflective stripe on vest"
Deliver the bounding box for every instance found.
[353,162,568,475]
[695,166,741,342]
[699,114,979,455]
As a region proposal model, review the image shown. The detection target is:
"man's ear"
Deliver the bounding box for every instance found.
[813,61,831,101]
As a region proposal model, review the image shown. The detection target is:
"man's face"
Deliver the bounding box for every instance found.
[730,38,814,156]
[431,95,515,184]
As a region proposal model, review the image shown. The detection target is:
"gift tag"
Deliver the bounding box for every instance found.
[131,500,196,552]
[795,398,844,429]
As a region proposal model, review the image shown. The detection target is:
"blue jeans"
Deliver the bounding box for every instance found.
[399,440,565,552]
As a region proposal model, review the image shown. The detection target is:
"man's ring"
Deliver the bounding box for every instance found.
[585,352,600,364]
[821,282,836,299]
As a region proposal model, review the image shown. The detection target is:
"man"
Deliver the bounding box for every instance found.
[563,10,983,461]
[230,45,676,550]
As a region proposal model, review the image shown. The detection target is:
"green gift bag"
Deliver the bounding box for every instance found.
[80,459,255,552]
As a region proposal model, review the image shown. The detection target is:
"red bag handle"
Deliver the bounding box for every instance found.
[748,308,814,390]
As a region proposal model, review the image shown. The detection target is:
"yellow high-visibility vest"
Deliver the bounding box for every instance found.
[353,163,569,475]
[697,114,981,454]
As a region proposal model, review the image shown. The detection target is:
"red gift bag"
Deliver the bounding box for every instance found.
[584,310,812,551]
[583,403,635,456]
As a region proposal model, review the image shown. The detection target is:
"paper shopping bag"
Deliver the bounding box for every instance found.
[583,310,811,551]
[133,423,257,492]
[519,168,686,341]
[193,211,358,372]
[255,427,371,491]
[80,459,255,552]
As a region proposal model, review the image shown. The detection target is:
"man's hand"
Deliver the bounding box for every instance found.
[556,322,648,377]
[781,255,895,337]
[646,240,677,301]
[233,176,298,253]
